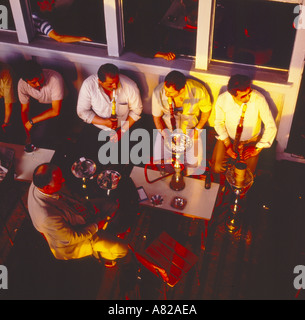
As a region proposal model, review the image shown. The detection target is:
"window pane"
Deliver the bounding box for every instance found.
[213,0,297,69]
[123,0,198,58]
[0,0,16,31]
[30,0,106,44]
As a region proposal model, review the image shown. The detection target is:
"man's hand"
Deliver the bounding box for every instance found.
[25,120,33,132]
[1,122,10,133]
[96,201,119,230]
[226,145,238,159]
[188,128,199,140]
[97,216,111,230]
[154,51,176,61]
[242,145,261,160]
[104,118,118,130]
[110,118,118,130]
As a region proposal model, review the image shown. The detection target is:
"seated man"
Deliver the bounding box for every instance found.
[0,62,16,139]
[18,60,65,148]
[27,162,129,265]
[76,63,143,160]
[211,74,277,174]
[152,70,212,175]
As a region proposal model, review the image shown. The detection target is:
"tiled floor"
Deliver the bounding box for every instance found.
[0,159,305,300]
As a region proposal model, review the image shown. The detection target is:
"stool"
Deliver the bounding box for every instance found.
[130,231,198,287]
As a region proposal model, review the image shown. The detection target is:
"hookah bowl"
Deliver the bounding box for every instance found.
[71,158,97,198]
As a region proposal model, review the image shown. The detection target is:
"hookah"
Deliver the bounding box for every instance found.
[167,131,192,191]
[225,103,254,232]
[111,90,117,121]
[71,157,97,199]
[144,97,192,191]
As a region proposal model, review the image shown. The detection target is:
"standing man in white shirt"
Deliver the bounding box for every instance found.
[76,63,143,160]
[18,60,65,148]
[211,74,277,174]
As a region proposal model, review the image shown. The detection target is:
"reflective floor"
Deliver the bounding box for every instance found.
[0,159,305,300]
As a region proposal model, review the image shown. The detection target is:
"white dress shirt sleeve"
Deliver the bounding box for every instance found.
[76,78,96,124]
[126,83,143,122]
[214,94,230,141]
[255,99,277,149]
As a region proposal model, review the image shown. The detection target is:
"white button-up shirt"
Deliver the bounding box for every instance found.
[152,79,211,132]
[18,69,65,104]
[77,74,143,130]
[214,90,277,149]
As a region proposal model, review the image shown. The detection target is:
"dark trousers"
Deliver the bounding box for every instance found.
[28,99,61,149]
[74,118,147,169]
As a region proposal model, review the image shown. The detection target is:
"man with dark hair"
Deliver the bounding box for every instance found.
[76,63,143,159]
[211,74,277,174]
[163,70,187,91]
[152,70,211,173]
[227,74,251,96]
[77,63,142,134]
[28,163,128,265]
[18,60,65,148]
[97,63,119,82]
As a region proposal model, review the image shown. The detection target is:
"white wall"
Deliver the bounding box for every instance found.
[0,37,303,162]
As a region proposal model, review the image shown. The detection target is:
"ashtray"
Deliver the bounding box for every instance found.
[151,194,164,206]
[24,144,37,153]
[171,196,187,210]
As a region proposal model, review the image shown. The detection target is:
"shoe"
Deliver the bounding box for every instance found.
[104,260,117,268]
[117,227,131,239]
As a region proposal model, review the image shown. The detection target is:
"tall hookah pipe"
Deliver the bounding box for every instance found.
[233,103,247,163]
[111,90,117,120]
[233,122,243,162]
[168,97,176,131]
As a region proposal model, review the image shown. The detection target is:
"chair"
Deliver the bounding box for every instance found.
[130,231,198,287]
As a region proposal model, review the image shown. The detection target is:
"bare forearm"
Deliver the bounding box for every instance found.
[122,116,136,131]
[153,116,167,134]
[49,30,92,43]
[92,115,112,127]
[31,108,59,124]
[196,111,211,129]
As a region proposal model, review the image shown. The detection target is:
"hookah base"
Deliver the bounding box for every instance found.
[226,215,241,233]
[170,180,185,191]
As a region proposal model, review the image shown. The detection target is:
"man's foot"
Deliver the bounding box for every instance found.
[104,260,117,268]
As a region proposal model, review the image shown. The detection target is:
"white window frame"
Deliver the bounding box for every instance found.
[7,0,305,81]
[9,0,113,51]
[195,0,213,70]
[104,0,124,56]
[195,0,305,79]
[9,0,35,43]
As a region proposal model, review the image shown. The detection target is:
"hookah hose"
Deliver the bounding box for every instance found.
[144,161,173,184]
